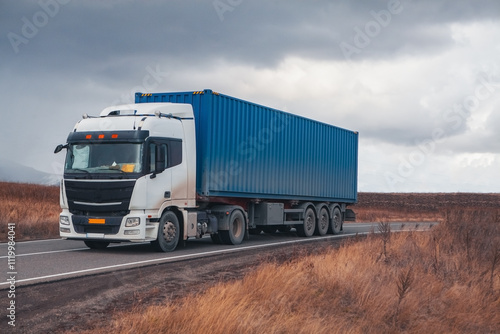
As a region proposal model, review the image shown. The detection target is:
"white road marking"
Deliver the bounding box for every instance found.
[3,238,63,244]
[0,232,364,287]
[0,222,436,287]
[0,247,88,258]
[0,242,150,259]
[0,223,433,260]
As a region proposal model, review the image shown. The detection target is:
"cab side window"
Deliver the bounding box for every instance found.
[169,140,182,167]
[149,143,168,173]
[148,139,182,173]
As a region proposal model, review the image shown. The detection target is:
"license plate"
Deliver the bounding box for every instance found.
[89,218,105,224]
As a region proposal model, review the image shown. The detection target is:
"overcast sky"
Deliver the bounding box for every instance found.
[1,0,500,192]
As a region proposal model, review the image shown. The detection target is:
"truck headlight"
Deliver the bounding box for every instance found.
[60,216,70,226]
[125,217,140,227]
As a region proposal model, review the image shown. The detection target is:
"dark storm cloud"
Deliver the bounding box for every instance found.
[4,0,500,70]
[1,0,500,191]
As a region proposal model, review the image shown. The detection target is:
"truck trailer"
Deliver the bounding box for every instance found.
[55,89,358,251]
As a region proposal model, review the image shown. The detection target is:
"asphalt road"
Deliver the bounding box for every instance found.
[0,222,435,289]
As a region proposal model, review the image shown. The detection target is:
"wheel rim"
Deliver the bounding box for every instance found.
[320,209,328,231]
[333,210,340,230]
[306,210,315,232]
[163,221,176,242]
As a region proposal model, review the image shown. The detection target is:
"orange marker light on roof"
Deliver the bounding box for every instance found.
[98,134,105,139]
[112,134,118,139]
[86,134,92,139]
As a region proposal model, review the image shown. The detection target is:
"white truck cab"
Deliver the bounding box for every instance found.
[56,103,196,251]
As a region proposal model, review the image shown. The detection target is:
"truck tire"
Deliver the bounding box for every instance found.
[84,240,110,249]
[296,207,316,237]
[315,206,329,236]
[151,211,180,252]
[219,210,245,245]
[329,206,342,234]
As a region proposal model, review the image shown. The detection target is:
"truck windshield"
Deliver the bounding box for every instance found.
[65,143,143,174]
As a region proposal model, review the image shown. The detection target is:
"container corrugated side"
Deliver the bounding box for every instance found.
[136,90,358,203]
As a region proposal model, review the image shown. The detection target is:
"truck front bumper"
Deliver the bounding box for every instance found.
[59,210,159,242]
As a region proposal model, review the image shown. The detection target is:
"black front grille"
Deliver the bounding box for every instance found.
[72,215,123,235]
[65,180,136,216]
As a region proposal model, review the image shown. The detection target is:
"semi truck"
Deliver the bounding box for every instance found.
[55,89,358,252]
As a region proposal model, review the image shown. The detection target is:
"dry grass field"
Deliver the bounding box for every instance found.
[75,209,499,334]
[0,182,59,241]
[0,183,498,332]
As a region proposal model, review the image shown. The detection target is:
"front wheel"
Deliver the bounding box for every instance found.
[219,210,246,245]
[151,211,180,252]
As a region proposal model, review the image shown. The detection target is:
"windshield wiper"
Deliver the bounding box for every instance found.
[68,168,93,179]
[109,168,130,179]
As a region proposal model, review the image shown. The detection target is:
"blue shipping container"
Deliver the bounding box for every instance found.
[136,89,358,203]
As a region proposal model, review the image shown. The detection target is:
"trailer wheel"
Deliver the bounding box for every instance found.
[297,207,316,237]
[316,207,329,236]
[329,206,342,234]
[151,211,180,252]
[84,240,110,249]
[220,210,245,245]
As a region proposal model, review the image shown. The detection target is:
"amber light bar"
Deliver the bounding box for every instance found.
[84,134,119,139]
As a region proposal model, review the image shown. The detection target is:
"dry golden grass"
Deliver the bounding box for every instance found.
[2,182,497,332]
[0,182,60,240]
[74,208,500,334]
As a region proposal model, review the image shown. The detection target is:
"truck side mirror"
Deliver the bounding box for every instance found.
[54,144,68,154]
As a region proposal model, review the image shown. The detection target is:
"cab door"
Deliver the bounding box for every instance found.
[146,139,186,211]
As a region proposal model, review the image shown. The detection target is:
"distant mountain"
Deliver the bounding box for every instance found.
[0,158,60,185]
